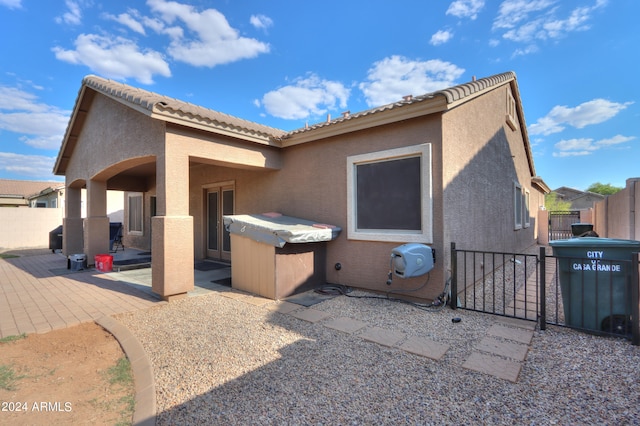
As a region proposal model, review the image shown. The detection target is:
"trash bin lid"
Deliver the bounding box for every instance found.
[550,237,640,248]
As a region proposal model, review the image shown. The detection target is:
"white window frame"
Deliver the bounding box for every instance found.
[347,144,432,243]
[128,193,144,235]
[514,181,523,230]
[506,90,517,131]
[523,188,530,228]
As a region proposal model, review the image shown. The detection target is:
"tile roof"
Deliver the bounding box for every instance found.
[284,71,517,138]
[0,179,63,198]
[82,75,287,140]
[82,71,516,142]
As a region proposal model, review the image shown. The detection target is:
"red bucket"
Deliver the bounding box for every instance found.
[95,254,113,272]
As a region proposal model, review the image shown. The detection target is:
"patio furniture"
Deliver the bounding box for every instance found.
[109,222,124,253]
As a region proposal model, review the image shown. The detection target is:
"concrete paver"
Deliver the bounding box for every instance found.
[487,323,534,345]
[289,307,332,323]
[398,336,450,360]
[476,336,530,361]
[358,326,405,347]
[463,352,522,383]
[0,253,162,339]
[323,317,368,334]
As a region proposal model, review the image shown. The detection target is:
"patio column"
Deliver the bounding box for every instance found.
[63,186,83,256]
[84,180,109,266]
[152,150,194,300]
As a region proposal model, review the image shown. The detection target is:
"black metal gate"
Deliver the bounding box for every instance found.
[548,210,580,241]
[449,242,640,345]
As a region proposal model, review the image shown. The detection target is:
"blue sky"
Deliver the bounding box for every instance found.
[0,0,637,190]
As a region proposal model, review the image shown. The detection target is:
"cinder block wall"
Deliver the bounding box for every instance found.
[0,208,63,249]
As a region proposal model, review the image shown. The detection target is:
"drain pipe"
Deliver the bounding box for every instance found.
[628,178,637,240]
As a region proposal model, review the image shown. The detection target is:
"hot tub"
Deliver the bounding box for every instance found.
[223,213,341,299]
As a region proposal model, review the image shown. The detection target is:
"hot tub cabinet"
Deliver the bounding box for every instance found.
[224,214,341,299]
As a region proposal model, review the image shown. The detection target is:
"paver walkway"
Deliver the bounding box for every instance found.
[0,252,161,338]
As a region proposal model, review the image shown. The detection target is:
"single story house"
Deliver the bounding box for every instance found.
[54,71,549,301]
[553,186,605,210]
[0,179,63,208]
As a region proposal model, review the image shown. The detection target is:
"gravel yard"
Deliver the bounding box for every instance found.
[116,290,640,425]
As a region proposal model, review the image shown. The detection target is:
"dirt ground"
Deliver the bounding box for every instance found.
[0,321,135,426]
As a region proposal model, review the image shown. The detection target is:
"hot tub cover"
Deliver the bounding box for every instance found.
[223,213,341,248]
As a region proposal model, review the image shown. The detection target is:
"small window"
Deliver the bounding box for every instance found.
[347,144,432,243]
[514,182,523,230]
[523,189,530,228]
[506,90,517,130]
[128,193,143,235]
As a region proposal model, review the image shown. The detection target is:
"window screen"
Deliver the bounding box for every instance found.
[356,156,421,230]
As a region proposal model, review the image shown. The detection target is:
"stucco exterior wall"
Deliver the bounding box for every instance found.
[0,208,63,249]
[188,116,446,300]
[441,84,540,255]
[593,178,640,240]
[64,95,165,185]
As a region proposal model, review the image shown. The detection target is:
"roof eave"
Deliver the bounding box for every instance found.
[281,96,448,147]
[151,106,282,147]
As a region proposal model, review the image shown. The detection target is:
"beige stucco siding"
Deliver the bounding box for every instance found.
[64,95,165,184]
[441,84,538,254]
[189,115,446,300]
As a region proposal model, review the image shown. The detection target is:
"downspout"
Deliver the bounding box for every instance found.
[628,178,636,240]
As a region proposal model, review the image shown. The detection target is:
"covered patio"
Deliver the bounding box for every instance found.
[53,75,283,300]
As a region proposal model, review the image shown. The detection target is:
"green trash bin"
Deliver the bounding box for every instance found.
[550,237,640,334]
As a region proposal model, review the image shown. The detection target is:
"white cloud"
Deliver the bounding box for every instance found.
[250,14,273,30]
[52,34,171,84]
[147,0,270,67]
[0,0,22,9]
[0,152,58,179]
[55,0,82,26]
[359,56,465,107]
[430,30,453,46]
[493,0,554,31]
[446,0,485,20]
[0,86,70,150]
[259,74,350,120]
[553,134,636,157]
[493,0,607,53]
[529,99,633,136]
[104,10,147,35]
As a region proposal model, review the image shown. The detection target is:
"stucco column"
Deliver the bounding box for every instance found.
[84,180,109,266]
[152,151,194,300]
[63,186,83,256]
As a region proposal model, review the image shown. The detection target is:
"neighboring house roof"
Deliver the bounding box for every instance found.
[54,71,540,181]
[553,186,605,202]
[0,179,63,206]
[0,179,63,198]
[552,186,605,210]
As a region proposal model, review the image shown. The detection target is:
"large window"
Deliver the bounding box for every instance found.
[347,144,432,243]
[128,193,143,235]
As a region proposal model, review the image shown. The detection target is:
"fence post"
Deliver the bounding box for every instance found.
[539,246,547,331]
[632,252,639,346]
[450,242,457,310]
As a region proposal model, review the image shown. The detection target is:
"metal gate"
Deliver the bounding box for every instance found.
[449,242,640,345]
[548,210,580,241]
